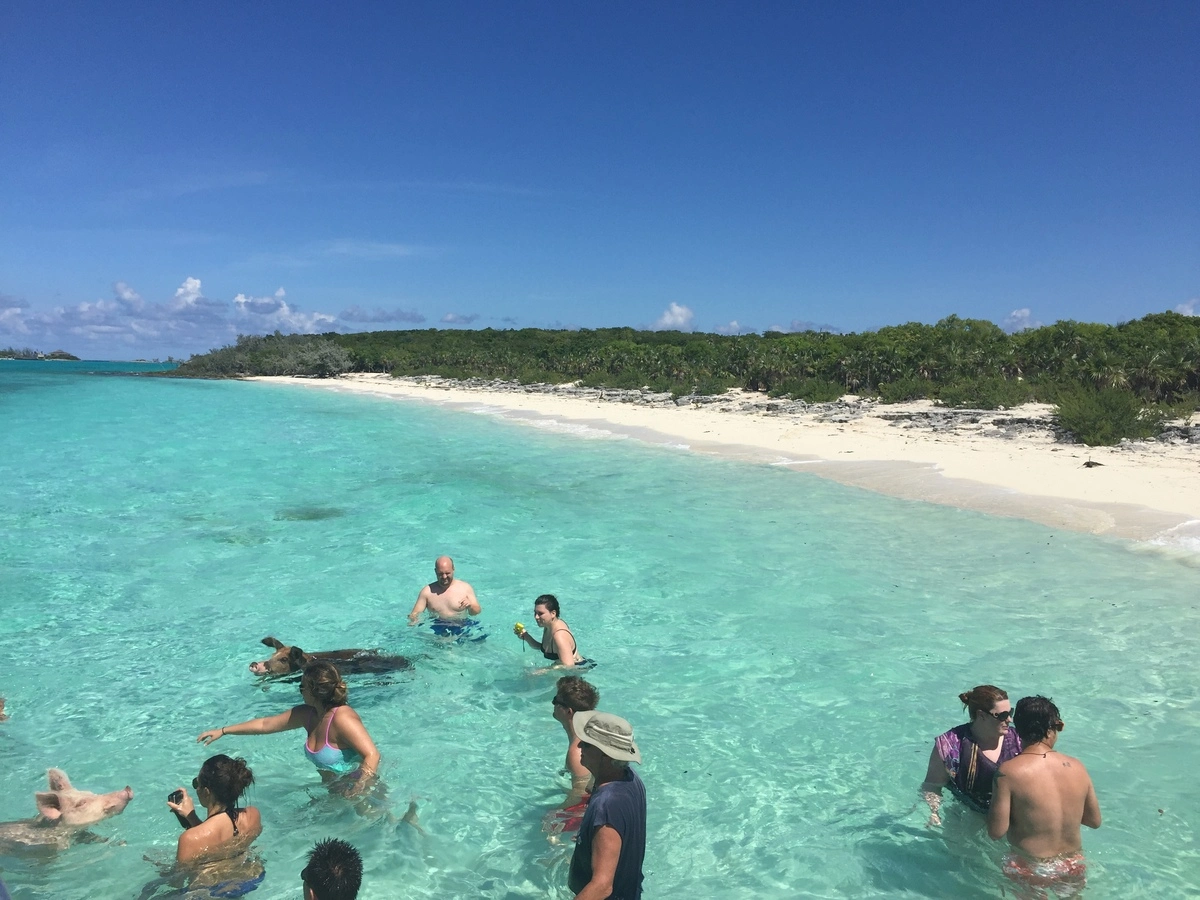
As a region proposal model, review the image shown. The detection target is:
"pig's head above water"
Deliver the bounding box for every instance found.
[249,636,311,676]
[34,769,134,827]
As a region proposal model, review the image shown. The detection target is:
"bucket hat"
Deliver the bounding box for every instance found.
[573,711,642,763]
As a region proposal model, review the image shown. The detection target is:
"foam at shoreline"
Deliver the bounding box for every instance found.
[251,374,1200,552]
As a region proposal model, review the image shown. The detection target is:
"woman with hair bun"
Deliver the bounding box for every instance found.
[197,661,381,794]
[920,684,1023,825]
[168,754,262,866]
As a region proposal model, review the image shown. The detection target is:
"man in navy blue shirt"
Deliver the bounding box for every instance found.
[568,711,647,900]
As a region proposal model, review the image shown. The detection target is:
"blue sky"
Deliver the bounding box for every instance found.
[1,2,1196,359]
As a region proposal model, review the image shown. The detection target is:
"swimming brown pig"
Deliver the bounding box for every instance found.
[249,636,413,677]
[0,769,133,852]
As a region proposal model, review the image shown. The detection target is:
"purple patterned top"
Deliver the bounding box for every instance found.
[934,723,1022,811]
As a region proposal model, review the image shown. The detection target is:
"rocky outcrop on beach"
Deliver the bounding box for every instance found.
[392,375,1087,443]
[391,374,1200,448]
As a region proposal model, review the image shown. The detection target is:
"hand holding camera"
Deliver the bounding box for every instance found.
[167,787,201,830]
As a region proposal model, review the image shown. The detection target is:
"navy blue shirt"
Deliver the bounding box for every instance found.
[568,767,646,900]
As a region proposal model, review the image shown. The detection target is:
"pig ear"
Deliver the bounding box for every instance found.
[289,647,307,668]
[262,636,285,650]
[47,769,73,791]
[35,791,63,819]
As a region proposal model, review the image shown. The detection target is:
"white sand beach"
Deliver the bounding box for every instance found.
[251,374,1200,548]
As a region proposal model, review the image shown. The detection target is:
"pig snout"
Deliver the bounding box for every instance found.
[106,786,134,813]
[249,661,267,675]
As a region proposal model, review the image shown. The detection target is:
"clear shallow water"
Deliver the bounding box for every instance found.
[1,361,1198,899]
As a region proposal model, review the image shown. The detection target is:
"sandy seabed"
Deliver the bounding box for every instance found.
[250,374,1200,552]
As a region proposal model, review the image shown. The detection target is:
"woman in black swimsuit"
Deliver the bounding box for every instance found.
[167,754,262,865]
[515,594,586,667]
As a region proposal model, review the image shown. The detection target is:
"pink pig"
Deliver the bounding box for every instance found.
[0,769,133,852]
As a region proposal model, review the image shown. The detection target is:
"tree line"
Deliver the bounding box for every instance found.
[172,312,1200,444]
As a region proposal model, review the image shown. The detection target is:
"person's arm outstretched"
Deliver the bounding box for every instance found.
[198,704,310,745]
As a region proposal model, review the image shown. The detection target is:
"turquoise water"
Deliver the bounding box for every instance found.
[1,360,1198,899]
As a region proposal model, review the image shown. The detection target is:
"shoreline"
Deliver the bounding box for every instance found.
[248,374,1200,551]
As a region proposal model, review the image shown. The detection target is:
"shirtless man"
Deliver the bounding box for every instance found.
[988,696,1101,896]
[407,556,481,630]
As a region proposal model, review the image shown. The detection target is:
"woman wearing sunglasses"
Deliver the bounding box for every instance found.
[920,684,1022,826]
[164,754,264,895]
[197,660,380,797]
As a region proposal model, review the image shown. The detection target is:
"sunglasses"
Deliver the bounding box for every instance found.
[192,776,202,790]
[986,710,1012,722]
[552,698,570,709]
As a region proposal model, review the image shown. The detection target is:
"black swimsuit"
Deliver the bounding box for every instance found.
[224,808,242,835]
[542,627,577,661]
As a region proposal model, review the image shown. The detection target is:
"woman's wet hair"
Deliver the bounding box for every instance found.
[555,675,599,712]
[1013,695,1064,744]
[303,661,349,707]
[197,754,254,807]
[958,684,1008,719]
[534,594,560,615]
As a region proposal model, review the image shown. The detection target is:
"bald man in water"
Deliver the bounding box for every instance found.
[988,696,1101,895]
[408,556,481,627]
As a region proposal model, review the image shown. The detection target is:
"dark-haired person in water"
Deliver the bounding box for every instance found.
[515,594,588,667]
[988,696,1101,895]
[163,754,264,896]
[920,684,1022,825]
[169,754,262,865]
[302,837,363,900]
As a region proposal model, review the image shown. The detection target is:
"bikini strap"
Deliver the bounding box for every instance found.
[324,706,339,745]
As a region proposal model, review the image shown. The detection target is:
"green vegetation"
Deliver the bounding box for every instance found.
[1,347,80,360]
[172,333,352,378]
[1052,387,1166,446]
[174,312,1200,445]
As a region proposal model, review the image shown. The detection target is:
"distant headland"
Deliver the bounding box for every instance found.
[0,347,80,361]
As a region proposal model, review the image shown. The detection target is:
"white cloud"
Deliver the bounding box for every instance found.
[715,320,741,335]
[173,276,205,308]
[0,277,343,357]
[233,291,336,333]
[1175,298,1199,316]
[113,281,143,311]
[653,302,693,331]
[1003,308,1042,332]
[441,312,479,325]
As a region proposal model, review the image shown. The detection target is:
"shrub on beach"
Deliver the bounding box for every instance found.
[768,378,845,403]
[935,376,1035,410]
[1053,387,1165,446]
[877,377,933,403]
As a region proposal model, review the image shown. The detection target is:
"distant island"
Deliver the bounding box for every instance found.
[0,347,80,360]
[170,312,1200,446]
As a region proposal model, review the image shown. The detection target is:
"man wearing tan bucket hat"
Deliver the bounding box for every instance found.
[567,711,646,900]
